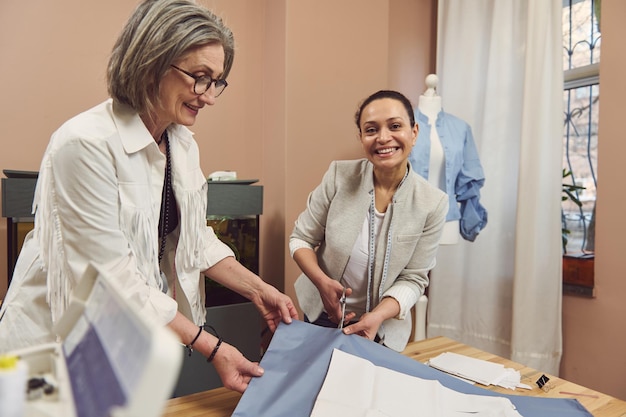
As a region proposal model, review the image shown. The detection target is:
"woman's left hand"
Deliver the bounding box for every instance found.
[204,257,299,332]
[342,297,400,340]
[342,311,384,341]
[251,284,299,332]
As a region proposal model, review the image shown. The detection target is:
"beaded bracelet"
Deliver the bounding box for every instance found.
[204,325,223,363]
[185,326,203,357]
[206,338,223,363]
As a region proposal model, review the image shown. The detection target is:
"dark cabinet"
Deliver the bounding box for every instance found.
[1,174,38,286]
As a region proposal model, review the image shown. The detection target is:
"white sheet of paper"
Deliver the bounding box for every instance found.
[310,349,522,417]
[428,352,506,385]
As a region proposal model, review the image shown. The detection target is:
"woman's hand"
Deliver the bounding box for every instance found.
[342,310,384,340]
[204,257,298,332]
[318,280,355,326]
[249,283,299,333]
[211,342,264,393]
[291,247,355,325]
[342,296,400,340]
[168,312,268,393]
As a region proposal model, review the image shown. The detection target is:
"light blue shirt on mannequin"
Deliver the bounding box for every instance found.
[409,109,487,242]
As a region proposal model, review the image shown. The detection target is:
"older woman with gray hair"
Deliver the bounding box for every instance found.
[0,0,297,393]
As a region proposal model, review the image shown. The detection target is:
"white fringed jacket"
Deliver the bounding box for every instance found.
[0,99,233,351]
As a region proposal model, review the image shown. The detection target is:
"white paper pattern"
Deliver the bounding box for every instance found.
[429,352,529,390]
[310,349,522,417]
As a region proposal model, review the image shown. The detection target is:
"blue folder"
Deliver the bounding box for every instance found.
[233,320,592,417]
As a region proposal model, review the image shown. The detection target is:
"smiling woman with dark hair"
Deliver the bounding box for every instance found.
[0,0,297,394]
[290,90,448,352]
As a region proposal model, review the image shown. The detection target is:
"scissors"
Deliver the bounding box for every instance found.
[338,287,347,329]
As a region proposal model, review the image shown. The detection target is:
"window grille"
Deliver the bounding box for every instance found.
[562,0,600,255]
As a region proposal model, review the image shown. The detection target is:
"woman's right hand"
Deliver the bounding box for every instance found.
[319,280,355,325]
[291,248,356,324]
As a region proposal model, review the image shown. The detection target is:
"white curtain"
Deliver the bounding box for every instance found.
[426,0,564,374]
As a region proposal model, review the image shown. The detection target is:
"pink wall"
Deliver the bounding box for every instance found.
[1,0,623,401]
[0,0,136,289]
[560,0,626,400]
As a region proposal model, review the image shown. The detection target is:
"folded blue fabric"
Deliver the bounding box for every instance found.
[233,320,592,417]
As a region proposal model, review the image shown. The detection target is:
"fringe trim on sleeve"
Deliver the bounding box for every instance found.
[177,181,209,270]
[34,158,74,324]
[119,206,163,291]
[175,182,209,324]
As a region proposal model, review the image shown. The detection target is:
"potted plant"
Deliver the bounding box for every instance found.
[561,169,585,254]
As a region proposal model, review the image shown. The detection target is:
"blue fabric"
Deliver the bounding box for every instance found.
[409,109,488,241]
[233,320,592,417]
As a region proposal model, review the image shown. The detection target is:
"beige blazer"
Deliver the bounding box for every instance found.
[291,159,448,351]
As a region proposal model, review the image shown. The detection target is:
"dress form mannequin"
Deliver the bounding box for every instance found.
[418,74,459,245]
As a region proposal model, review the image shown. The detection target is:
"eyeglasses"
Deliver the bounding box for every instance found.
[170,65,228,97]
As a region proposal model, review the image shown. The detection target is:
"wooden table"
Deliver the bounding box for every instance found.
[162,336,626,417]
[402,336,626,417]
[163,388,242,417]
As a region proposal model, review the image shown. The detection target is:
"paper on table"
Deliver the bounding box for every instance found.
[310,349,523,417]
[428,352,528,390]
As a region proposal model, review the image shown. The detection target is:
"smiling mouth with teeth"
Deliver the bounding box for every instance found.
[377,147,399,154]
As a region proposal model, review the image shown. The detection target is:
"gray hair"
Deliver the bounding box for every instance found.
[107,0,235,114]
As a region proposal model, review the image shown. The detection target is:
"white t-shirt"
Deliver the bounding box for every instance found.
[341,208,385,317]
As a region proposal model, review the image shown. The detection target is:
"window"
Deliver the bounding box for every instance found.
[561,0,600,295]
